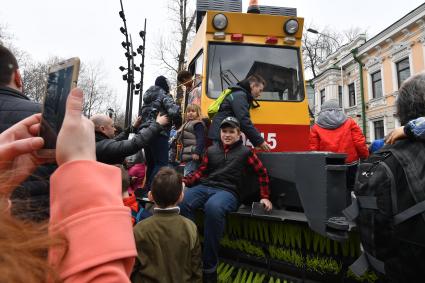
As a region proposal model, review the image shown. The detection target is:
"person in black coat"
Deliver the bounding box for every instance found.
[0,45,41,133]
[141,75,182,188]
[91,114,168,165]
[0,45,54,222]
[208,74,271,151]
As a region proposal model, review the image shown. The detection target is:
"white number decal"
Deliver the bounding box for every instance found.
[241,132,277,149]
[266,133,277,149]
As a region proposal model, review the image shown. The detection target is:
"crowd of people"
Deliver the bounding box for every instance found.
[1,39,425,283]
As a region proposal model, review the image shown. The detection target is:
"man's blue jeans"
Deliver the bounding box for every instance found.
[179,184,239,273]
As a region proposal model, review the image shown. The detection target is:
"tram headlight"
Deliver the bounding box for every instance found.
[212,13,228,30]
[284,19,299,35]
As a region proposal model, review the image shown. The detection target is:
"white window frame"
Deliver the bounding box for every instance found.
[368,68,384,101]
[390,42,413,91]
[369,117,387,141]
[347,81,357,107]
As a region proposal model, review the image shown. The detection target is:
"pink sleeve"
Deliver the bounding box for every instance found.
[49,160,136,283]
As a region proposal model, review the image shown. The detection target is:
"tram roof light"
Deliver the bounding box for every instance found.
[284,19,299,35]
[231,33,244,42]
[212,13,228,30]
[213,32,226,40]
[265,36,278,44]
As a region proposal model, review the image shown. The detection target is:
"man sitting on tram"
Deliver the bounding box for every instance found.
[180,116,272,283]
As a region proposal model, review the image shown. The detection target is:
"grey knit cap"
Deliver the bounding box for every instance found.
[316,99,347,129]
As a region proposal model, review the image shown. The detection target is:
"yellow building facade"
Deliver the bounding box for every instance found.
[312,3,425,142]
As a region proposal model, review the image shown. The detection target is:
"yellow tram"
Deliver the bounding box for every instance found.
[184,2,363,282]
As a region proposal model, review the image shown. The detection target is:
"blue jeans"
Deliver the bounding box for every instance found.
[145,133,169,189]
[179,184,239,272]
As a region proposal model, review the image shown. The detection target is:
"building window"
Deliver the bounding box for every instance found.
[338,86,343,108]
[348,83,356,107]
[396,58,411,88]
[371,71,383,99]
[320,89,325,106]
[373,120,385,140]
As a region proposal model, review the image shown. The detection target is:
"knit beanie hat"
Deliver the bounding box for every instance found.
[316,99,347,129]
[321,99,340,111]
[155,76,170,93]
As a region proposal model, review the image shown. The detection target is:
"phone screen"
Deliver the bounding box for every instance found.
[39,65,75,149]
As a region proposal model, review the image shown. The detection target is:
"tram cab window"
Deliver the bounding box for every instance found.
[207,43,304,102]
[187,52,204,107]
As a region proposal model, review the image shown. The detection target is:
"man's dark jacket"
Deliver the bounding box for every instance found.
[0,86,41,133]
[95,122,163,164]
[1,86,54,222]
[200,140,251,199]
[140,86,182,136]
[208,85,264,147]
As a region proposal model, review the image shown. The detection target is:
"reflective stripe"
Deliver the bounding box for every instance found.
[394,200,425,225]
[349,252,385,277]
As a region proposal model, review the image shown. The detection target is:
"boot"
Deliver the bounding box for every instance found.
[203,271,217,283]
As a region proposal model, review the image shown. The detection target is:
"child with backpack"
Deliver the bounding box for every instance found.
[344,74,425,282]
[177,104,206,176]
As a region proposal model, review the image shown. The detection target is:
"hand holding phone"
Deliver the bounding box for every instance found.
[38,58,80,157]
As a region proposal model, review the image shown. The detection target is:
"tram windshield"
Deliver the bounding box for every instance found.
[207,43,304,102]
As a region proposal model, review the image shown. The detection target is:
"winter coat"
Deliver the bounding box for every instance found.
[1,86,53,222]
[131,207,202,283]
[0,86,41,133]
[208,85,264,147]
[309,118,369,164]
[49,160,136,283]
[179,120,205,162]
[140,86,182,136]
[95,122,162,165]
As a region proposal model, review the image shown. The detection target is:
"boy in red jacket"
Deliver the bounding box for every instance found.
[309,99,369,188]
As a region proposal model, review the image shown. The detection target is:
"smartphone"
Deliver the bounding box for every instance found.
[38,57,80,157]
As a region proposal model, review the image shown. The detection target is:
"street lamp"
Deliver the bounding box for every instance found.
[136,19,147,116]
[307,28,344,109]
[307,28,319,34]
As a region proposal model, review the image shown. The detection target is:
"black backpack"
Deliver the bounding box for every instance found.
[343,141,425,281]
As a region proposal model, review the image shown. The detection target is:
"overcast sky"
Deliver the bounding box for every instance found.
[1,0,424,113]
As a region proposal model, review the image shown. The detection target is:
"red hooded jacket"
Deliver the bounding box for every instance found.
[309,118,369,164]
